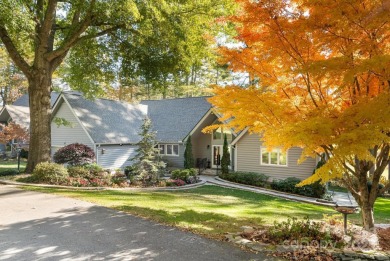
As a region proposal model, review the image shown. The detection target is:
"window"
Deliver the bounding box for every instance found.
[213,126,233,141]
[159,144,165,155]
[157,144,179,156]
[260,147,287,166]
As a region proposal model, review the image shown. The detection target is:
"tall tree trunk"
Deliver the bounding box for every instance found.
[25,68,52,173]
[359,179,376,232]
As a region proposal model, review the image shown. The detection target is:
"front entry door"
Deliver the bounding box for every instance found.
[212,145,223,168]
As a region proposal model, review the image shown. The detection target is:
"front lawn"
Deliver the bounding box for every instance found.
[19,184,367,238]
[0,159,27,173]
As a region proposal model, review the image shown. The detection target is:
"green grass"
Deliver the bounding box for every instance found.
[0,159,26,173]
[20,185,390,238]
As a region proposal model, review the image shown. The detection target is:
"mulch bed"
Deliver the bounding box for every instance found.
[377,227,390,251]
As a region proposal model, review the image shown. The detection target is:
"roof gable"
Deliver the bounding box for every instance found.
[0,105,30,129]
[61,93,147,144]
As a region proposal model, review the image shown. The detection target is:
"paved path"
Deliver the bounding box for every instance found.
[0,185,274,261]
[199,175,336,207]
[200,175,360,208]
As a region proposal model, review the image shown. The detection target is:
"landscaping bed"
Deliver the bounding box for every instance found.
[226,218,390,261]
[219,172,326,199]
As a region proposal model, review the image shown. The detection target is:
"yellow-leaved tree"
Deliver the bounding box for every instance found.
[209,0,390,231]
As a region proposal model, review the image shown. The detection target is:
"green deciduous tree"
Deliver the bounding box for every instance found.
[184,135,194,169]
[0,0,233,172]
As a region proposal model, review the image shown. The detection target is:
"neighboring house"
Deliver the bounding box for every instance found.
[0,105,30,153]
[0,92,59,153]
[231,128,317,181]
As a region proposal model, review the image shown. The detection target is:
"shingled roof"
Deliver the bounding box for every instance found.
[60,92,147,144]
[12,92,60,107]
[0,105,30,129]
[140,97,212,143]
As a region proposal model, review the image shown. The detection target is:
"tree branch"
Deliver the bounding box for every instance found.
[44,0,96,61]
[38,0,58,44]
[0,26,31,78]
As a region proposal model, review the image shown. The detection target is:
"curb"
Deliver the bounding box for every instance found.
[207,177,336,207]
[0,179,207,192]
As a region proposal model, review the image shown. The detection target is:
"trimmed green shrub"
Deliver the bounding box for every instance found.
[220,171,269,187]
[171,169,190,181]
[170,168,199,184]
[31,162,69,185]
[53,143,95,166]
[0,169,19,176]
[271,177,326,198]
[188,168,198,176]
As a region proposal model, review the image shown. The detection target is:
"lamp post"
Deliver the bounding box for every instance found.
[17,147,21,174]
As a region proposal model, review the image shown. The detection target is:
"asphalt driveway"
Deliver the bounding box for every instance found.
[0,185,271,261]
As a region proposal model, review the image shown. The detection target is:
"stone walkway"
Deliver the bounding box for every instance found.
[200,175,357,208]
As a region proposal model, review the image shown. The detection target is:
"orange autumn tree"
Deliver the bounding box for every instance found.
[209,0,390,231]
[0,122,29,145]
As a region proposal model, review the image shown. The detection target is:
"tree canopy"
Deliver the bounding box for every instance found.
[209,0,390,231]
[0,0,234,172]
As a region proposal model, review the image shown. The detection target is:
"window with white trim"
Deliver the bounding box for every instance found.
[166,144,179,156]
[155,144,179,156]
[260,147,287,166]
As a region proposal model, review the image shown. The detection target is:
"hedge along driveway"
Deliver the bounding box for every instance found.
[22,185,338,238]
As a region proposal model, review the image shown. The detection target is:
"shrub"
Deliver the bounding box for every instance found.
[166,179,186,187]
[267,217,326,243]
[124,165,136,177]
[220,171,269,187]
[0,169,19,176]
[171,169,190,182]
[271,177,326,198]
[67,166,91,178]
[188,168,198,176]
[82,163,103,174]
[111,172,128,187]
[89,173,112,187]
[31,162,69,185]
[53,143,95,166]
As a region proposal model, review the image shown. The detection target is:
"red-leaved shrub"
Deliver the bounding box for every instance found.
[54,143,95,166]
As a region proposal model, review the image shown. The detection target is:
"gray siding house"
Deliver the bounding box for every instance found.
[6,91,317,179]
[51,92,146,169]
[51,92,218,169]
[231,129,317,181]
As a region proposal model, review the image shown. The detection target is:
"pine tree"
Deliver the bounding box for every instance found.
[132,117,163,183]
[184,135,194,169]
[221,134,230,174]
